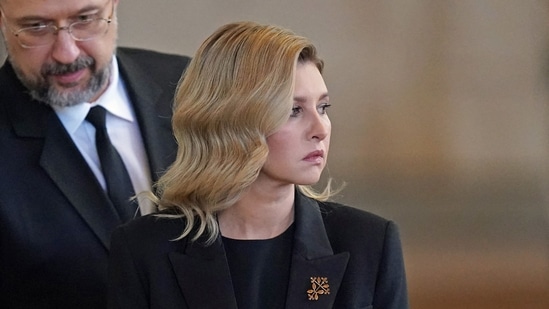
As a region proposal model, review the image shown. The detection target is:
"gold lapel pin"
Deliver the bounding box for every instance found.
[307,277,330,301]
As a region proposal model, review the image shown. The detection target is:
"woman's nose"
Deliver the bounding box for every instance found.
[309,113,330,140]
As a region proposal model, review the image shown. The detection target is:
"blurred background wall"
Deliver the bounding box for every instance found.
[2,0,549,308]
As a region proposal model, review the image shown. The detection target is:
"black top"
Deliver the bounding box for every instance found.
[222,224,295,309]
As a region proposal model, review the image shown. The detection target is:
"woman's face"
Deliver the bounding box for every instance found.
[260,61,331,187]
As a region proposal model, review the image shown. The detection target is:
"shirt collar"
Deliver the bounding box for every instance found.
[53,56,135,134]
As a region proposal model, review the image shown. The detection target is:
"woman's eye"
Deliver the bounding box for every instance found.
[318,103,331,114]
[290,106,303,117]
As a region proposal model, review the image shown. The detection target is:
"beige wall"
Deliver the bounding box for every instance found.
[2,1,549,307]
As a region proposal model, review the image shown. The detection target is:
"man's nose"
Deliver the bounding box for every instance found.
[50,27,80,64]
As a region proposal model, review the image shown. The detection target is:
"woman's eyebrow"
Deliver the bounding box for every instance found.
[293,93,329,102]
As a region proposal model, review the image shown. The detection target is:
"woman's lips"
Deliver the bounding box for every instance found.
[303,150,324,163]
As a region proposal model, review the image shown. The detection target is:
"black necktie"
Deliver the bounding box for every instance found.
[86,106,137,222]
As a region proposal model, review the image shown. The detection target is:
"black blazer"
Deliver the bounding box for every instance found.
[0,47,190,309]
[108,192,408,309]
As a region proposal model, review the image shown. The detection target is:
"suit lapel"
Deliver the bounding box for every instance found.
[116,49,177,183]
[286,192,350,308]
[3,61,122,249]
[40,112,121,249]
[3,49,179,248]
[169,237,238,309]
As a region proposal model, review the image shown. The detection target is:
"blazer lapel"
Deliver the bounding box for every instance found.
[166,191,349,309]
[286,192,350,308]
[116,49,177,183]
[3,61,119,249]
[40,112,121,249]
[169,237,238,309]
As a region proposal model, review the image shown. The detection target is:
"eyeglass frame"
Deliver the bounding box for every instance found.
[0,0,115,49]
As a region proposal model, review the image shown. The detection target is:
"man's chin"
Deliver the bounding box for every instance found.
[33,87,94,108]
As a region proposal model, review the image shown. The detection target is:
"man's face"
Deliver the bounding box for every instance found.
[0,0,118,107]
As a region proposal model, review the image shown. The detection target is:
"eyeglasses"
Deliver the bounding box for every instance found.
[0,1,114,48]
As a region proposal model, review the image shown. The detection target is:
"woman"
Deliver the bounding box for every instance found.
[108,21,408,309]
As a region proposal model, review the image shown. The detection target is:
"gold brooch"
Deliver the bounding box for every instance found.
[307,277,330,300]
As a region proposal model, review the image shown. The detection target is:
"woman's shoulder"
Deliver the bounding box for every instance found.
[113,210,189,246]
[315,200,399,240]
[109,211,192,273]
[317,200,391,224]
[311,200,403,262]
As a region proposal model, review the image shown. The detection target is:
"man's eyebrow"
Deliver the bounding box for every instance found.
[10,5,101,23]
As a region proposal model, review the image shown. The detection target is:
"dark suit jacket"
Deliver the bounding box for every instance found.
[0,47,190,309]
[108,192,408,309]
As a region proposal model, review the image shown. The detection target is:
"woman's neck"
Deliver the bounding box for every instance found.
[218,184,295,240]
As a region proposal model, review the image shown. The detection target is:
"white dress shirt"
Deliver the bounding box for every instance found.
[53,56,155,215]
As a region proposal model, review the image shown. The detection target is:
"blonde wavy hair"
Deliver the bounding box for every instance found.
[154,21,336,244]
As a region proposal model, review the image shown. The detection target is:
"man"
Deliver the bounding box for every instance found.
[0,0,190,307]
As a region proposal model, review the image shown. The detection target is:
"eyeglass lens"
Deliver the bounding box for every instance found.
[17,19,110,47]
